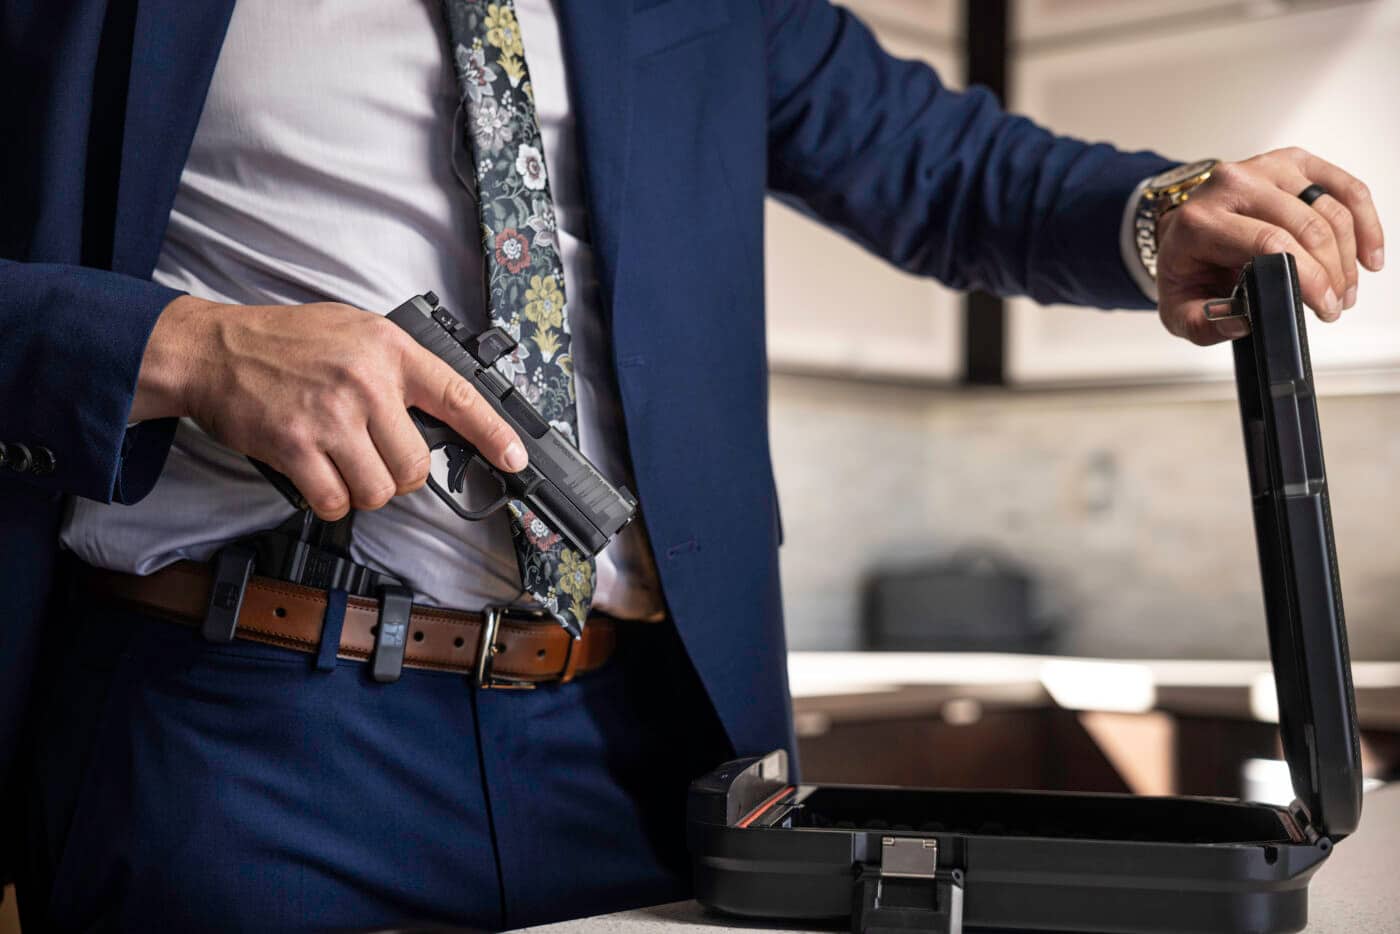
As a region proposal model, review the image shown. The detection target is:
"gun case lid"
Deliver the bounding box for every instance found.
[1228,252,1362,839]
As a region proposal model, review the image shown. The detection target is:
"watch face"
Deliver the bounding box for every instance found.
[1148,159,1217,191]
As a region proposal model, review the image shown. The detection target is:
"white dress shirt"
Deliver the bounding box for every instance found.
[61,0,667,619]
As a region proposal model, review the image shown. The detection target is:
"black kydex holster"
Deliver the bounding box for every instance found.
[202,509,414,684]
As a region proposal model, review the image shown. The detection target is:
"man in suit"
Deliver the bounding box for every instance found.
[0,0,1384,930]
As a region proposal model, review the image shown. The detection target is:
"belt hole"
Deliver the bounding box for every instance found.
[274,606,287,618]
[370,624,379,636]
[453,636,465,649]
[413,630,425,642]
[536,648,547,659]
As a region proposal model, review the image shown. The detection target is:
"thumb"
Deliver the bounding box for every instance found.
[1160,283,1250,346]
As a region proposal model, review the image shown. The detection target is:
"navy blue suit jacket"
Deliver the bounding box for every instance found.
[0,0,1170,862]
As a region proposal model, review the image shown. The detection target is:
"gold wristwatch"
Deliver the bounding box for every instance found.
[1133,158,1218,279]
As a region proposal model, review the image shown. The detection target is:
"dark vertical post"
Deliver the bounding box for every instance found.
[962,0,1011,385]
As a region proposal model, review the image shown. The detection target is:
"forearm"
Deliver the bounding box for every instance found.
[762,0,1174,309]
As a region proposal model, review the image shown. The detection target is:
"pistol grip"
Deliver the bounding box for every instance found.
[248,457,310,511]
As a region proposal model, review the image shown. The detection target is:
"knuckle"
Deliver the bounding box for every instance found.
[398,451,432,490]
[1256,227,1291,256]
[1175,203,1209,231]
[356,481,397,511]
[1212,161,1244,187]
[328,357,371,395]
[442,378,479,416]
[1345,179,1371,203]
[312,489,350,519]
[479,415,512,449]
[1297,214,1332,249]
[317,386,359,428]
[1317,198,1353,231]
[276,421,316,458]
[367,314,406,351]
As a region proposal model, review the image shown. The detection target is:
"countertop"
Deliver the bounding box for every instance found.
[518,782,1400,934]
[785,652,1400,728]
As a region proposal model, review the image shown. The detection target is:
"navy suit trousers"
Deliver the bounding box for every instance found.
[18,587,732,932]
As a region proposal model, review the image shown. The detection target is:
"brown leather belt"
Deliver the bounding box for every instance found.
[76,560,618,687]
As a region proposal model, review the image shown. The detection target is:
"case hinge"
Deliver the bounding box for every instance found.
[1289,799,1322,845]
[853,837,964,934]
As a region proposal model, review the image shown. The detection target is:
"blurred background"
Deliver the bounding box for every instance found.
[772,0,1400,803]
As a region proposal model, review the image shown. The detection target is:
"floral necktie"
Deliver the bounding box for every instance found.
[442,0,593,637]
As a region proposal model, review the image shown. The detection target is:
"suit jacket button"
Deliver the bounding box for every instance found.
[7,443,31,473]
[0,441,8,469]
[31,446,56,477]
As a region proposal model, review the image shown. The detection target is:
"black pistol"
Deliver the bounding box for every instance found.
[385,292,637,558]
[250,293,637,560]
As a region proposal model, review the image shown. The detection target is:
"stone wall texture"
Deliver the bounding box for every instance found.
[769,374,1400,659]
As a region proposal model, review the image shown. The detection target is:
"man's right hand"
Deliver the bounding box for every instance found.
[131,296,528,520]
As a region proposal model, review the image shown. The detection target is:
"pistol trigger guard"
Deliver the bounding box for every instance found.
[425,471,511,522]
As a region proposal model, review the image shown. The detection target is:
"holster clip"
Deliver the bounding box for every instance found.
[371,585,414,684]
[202,542,257,644]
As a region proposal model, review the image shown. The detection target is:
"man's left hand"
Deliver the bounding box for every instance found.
[1155,147,1385,345]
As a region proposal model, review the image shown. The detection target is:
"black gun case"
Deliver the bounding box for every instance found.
[686,254,1362,934]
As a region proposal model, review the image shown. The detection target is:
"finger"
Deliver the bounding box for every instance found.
[283,451,352,521]
[1242,178,1345,315]
[325,436,399,511]
[1294,151,1385,271]
[1164,299,1250,347]
[369,406,432,495]
[1302,185,1359,309]
[1160,268,1248,347]
[1177,209,1341,322]
[401,348,527,473]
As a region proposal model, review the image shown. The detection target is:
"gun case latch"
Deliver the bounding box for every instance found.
[853,836,964,934]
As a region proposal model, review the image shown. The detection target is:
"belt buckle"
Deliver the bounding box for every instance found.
[474,606,538,690]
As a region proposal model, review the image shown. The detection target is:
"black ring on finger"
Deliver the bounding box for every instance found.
[1298,183,1328,206]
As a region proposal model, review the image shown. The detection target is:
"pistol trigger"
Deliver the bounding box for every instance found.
[444,445,472,494]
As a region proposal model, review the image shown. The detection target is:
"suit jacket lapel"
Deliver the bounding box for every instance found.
[554,0,633,320]
[111,0,236,277]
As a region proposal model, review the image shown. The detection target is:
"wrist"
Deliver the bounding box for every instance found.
[1120,175,1160,304]
[1124,159,1218,304]
[131,293,219,422]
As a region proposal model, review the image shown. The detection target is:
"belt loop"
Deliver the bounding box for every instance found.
[316,588,348,672]
[557,632,583,684]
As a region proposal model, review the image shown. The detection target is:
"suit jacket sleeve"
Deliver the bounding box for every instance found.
[0,258,182,504]
[761,0,1174,310]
